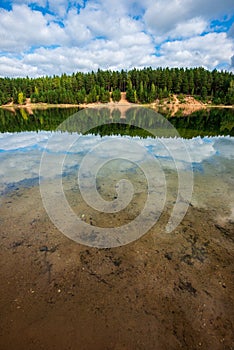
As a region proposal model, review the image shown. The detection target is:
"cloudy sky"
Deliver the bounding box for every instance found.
[0,0,233,77]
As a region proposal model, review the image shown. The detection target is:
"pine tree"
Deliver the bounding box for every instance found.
[112,89,121,102]
[18,92,25,105]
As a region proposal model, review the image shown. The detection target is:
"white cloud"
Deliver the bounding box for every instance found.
[64,9,92,44]
[0,0,233,76]
[144,0,234,37]
[158,33,234,70]
[22,37,156,75]
[1,30,233,77]
[144,0,189,35]
[0,5,67,52]
[169,17,208,39]
[0,56,39,77]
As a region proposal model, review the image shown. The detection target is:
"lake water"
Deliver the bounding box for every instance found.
[0,105,234,349]
[0,106,233,243]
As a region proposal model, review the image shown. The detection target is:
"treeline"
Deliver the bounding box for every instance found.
[0,67,233,105]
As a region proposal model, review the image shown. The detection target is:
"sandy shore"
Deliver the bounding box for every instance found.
[1,94,233,116]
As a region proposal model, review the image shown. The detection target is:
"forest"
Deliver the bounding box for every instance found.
[0,67,233,106]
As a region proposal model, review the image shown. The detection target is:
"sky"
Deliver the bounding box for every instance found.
[0,0,233,77]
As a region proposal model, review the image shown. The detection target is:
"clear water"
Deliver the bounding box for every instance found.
[0,107,233,247]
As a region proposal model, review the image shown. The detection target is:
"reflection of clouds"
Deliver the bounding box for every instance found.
[0,132,233,189]
[213,137,234,159]
[0,131,50,151]
[0,151,41,190]
[84,138,146,162]
[141,137,218,164]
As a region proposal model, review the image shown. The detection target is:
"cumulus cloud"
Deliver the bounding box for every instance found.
[0,0,233,76]
[144,0,234,37]
[167,17,208,39]
[0,5,67,52]
[159,33,234,69]
[0,56,39,77]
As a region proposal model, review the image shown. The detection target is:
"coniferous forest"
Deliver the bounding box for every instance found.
[0,67,233,106]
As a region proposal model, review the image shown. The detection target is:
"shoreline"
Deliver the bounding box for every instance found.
[1,102,233,110]
[0,93,233,116]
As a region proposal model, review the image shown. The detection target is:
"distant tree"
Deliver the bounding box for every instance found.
[18,92,25,105]
[227,80,234,105]
[201,86,208,101]
[138,81,144,102]
[148,83,156,103]
[99,88,110,103]
[126,88,137,103]
[126,79,137,103]
[77,88,86,104]
[112,89,121,102]
[182,75,189,94]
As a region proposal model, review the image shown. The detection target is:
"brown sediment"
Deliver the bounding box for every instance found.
[151,95,206,116]
[148,95,233,116]
[0,179,233,350]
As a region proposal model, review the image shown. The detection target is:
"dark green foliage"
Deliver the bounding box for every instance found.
[112,89,121,102]
[77,88,86,104]
[99,87,110,103]
[0,67,233,105]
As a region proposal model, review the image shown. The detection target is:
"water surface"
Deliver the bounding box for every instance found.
[0,106,233,349]
[0,107,233,225]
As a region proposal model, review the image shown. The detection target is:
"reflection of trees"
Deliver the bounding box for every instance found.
[0,107,233,138]
[170,108,234,137]
[111,108,121,120]
[0,108,79,133]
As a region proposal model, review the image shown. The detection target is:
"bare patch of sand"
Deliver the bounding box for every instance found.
[1,94,233,116]
[150,94,206,116]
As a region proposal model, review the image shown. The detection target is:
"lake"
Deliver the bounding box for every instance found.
[0,106,233,349]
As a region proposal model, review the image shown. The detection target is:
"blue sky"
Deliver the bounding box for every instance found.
[0,0,233,77]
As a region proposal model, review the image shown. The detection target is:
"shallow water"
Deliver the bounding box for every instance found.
[0,107,233,244]
[0,118,233,231]
[0,106,233,349]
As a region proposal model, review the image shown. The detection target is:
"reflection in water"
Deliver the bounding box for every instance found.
[0,107,79,133]
[0,106,233,230]
[0,106,233,137]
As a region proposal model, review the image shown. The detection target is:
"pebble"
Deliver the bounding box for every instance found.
[39,246,49,252]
